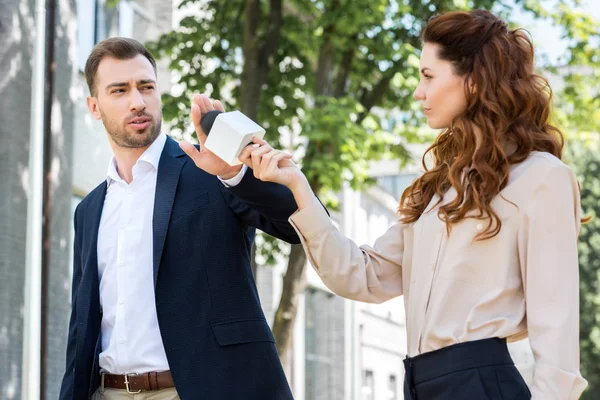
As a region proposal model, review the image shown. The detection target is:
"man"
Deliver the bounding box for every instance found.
[60,37,300,399]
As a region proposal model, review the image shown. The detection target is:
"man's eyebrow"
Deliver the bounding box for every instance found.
[105,80,156,90]
[106,82,129,90]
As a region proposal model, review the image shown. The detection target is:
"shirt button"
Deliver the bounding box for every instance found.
[476,223,483,231]
[120,224,126,230]
[118,299,124,305]
[119,338,125,344]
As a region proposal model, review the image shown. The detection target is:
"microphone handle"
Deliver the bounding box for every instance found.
[200,109,222,136]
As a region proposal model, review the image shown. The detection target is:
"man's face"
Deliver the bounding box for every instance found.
[87,55,162,149]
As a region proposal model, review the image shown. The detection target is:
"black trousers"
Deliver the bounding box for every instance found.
[403,338,531,400]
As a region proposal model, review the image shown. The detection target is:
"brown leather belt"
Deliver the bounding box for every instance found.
[101,371,174,393]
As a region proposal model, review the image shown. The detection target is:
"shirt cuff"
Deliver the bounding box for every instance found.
[219,165,248,187]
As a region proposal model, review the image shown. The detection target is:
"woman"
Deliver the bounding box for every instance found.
[214,9,586,400]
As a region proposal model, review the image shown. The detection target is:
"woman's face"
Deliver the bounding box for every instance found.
[413,42,469,129]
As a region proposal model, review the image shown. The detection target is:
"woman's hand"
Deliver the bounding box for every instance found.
[238,137,315,209]
[238,137,304,188]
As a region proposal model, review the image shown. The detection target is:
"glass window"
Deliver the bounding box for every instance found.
[76,0,96,71]
[362,370,374,400]
[305,288,345,400]
[377,173,418,199]
[76,0,136,72]
[118,1,134,38]
[388,374,397,400]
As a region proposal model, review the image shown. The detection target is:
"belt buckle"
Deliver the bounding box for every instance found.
[124,373,141,394]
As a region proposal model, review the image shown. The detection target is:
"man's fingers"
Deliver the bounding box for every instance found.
[191,103,208,145]
[192,94,203,117]
[200,94,214,114]
[214,99,225,112]
[179,140,202,166]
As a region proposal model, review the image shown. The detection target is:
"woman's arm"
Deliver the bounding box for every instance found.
[517,162,587,399]
[239,138,405,303]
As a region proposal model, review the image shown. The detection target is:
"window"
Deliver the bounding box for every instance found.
[76,0,136,71]
[388,374,398,400]
[76,0,96,71]
[376,173,419,199]
[305,288,345,400]
[362,370,374,400]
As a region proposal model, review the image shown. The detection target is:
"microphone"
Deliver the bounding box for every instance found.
[200,110,222,137]
[200,110,266,166]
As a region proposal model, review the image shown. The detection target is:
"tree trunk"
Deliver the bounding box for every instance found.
[314,0,339,97]
[272,244,308,372]
[239,0,261,119]
[239,0,282,120]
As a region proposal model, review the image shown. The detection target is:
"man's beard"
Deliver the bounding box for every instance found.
[101,109,162,149]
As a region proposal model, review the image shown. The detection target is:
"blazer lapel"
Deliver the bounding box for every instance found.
[152,136,186,287]
[77,181,106,344]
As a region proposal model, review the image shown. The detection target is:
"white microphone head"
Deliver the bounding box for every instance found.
[204,111,266,165]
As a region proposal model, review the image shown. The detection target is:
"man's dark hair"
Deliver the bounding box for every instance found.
[84,37,157,97]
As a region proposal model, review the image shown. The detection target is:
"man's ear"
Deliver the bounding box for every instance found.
[87,96,101,120]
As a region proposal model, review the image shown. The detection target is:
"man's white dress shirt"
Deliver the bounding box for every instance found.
[97,133,246,374]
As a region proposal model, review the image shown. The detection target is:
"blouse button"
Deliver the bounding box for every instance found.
[476,223,483,231]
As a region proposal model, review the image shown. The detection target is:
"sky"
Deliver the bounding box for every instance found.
[509,0,600,65]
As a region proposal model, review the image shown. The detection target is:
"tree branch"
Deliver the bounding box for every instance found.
[333,40,356,98]
[259,0,283,73]
[314,0,340,97]
[240,0,261,118]
[357,60,403,123]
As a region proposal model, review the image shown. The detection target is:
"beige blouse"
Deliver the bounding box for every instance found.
[289,151,587,399]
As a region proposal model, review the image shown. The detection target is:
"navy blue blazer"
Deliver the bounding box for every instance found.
[60,137,301,399]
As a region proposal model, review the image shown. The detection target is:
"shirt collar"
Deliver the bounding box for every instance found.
[106,133,168,186]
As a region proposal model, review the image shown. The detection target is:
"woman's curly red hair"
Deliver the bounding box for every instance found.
[399,10,566,240]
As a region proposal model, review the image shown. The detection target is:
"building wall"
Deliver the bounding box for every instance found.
[0,1,36,397]
[349,188,408,400]
[0,0,175,397]
[0,0,77,398]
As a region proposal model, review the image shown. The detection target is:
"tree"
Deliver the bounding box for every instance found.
[565,141,600,399]
[147,0,600,380]
[545,3,600,397]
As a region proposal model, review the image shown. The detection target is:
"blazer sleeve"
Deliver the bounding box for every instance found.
[517,163,588,399]
[220,168,326,244]
[288,196,404,304]
[59,204,83,400]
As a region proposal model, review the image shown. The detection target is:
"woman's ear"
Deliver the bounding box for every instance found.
[468,76,477,95]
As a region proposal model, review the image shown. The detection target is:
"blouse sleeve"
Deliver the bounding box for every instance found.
[517,162,588,399]
[289,196,404,304]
